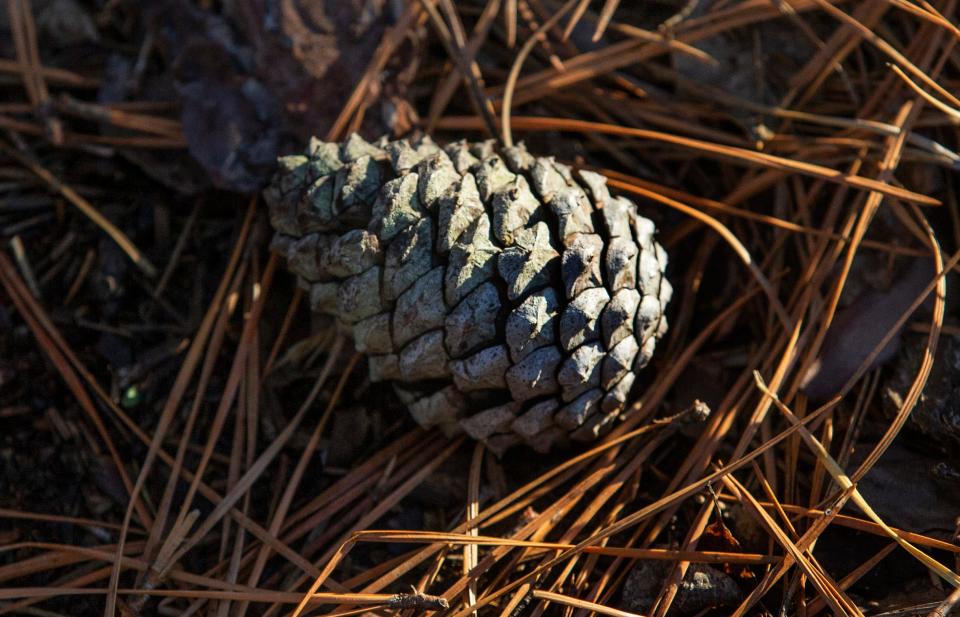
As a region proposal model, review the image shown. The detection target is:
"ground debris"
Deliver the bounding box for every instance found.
[2,1,959,616]
[621,560,742,616]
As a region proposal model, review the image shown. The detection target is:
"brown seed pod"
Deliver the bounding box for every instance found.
[265,134,671,454]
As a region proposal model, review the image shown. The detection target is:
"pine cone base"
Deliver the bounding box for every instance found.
[265,134,672,453]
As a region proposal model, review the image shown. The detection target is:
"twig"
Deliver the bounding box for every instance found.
[387,589,449,610]
[927,586,960,617]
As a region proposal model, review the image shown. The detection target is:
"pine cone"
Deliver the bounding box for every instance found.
[265,134,672,453]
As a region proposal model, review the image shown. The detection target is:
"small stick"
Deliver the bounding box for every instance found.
[387,587,449,610]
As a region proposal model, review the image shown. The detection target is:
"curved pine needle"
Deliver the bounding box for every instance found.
[604,176,793,332]
[849,208,948,485]
[889,63,960,122]
[437,115,941,205]
[501,1,579,148]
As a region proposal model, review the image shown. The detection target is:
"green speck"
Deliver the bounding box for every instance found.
[121,386,141,409]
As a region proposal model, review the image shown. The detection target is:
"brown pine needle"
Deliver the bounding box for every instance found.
[437,115,941,205]
[533,589,642,617]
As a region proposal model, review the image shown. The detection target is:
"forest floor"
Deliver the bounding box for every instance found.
[2,1,960,616]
